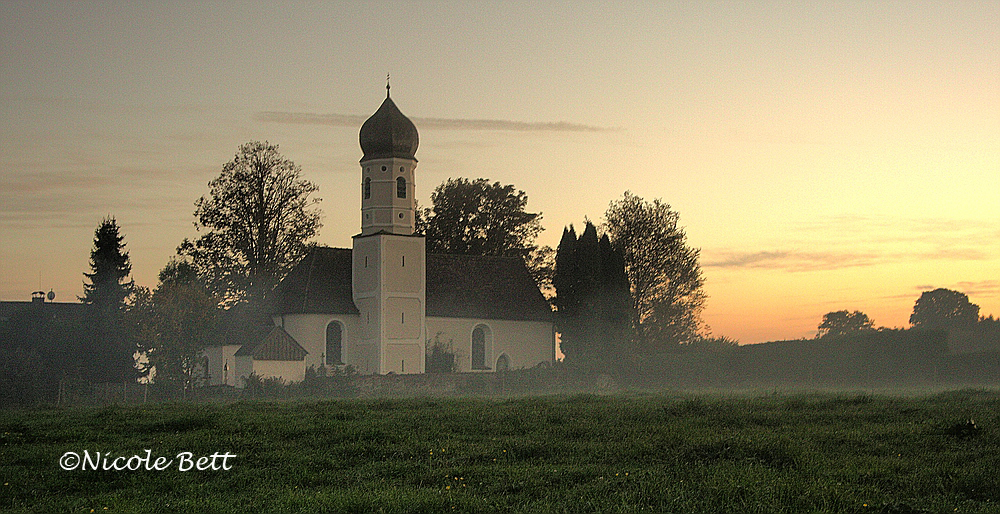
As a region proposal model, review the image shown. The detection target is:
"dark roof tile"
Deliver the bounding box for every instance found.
[235,326,308,361]
[426,253,552,322]
[271,246,552,322]
[270,247,359,315]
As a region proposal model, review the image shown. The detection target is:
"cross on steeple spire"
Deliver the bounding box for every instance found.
[386,73,391,98]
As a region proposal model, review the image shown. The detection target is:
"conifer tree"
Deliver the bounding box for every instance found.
[82,217,135,309]
[554,226,580,359]
[554,222,633,368]
[597,233,633,357]
[80,216,138,382]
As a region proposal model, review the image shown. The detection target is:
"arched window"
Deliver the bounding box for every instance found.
[472,325,490,370]
[396,177,406,199]
[364,177,371,199]
[326,321,343,365]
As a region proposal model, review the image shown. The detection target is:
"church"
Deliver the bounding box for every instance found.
[203,88,554,386]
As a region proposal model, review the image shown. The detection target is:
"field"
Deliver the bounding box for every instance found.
[2,389,1000,513]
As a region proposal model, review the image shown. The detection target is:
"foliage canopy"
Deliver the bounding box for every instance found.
[603,192,705,349]
[418,178,542,259]
[178,141,321,306]
[134,259,221,389]
[910,288,980,331]
[817,310,875,338]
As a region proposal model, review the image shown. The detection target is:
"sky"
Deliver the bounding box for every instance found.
[1,0,998,344]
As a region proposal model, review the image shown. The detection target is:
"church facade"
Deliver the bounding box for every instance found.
[204,90,554,386]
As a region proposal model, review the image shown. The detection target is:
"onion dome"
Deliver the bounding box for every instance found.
[359,87,418,162]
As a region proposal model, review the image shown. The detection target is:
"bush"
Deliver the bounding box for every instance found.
[295,365,358,398]
[425,333,456,373]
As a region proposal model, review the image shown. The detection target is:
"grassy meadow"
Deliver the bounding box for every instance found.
[2,389,1000,513]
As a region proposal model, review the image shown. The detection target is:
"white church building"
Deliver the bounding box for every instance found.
[203,89,554,386]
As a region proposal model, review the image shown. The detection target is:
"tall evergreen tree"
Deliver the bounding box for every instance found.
[82,216,135,309]
[597,233,633,357]
[80,216,138,382]
[554,222,633,368]
[573,223,602,363]
[554,226,580,358]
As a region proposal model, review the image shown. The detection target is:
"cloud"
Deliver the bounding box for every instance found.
[704,215,1000,272]
[954,281,1000,297]
[704,250,883,271]
[254,111,617,132]
[914,281,1000,299]
[704,246,992,272]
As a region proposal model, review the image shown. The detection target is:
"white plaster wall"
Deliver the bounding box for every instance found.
[235,355,254,388]
[386,297,422,340]
[360,157,416,235]
[276,313,374,374]
[353,237,379,296]
[426,317,554,372]
[202,345,241,386]
[384,238,423,293]
[254,359,306,384]
[383,343,423,374]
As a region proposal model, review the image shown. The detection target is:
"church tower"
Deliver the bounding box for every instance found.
[352,84,426,374]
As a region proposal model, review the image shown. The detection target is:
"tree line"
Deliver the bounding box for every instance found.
[2,139,712,398]
[815,288,1000,353]
[18,136,995,400]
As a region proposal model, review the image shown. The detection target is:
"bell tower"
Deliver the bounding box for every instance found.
[352,83,426,374]
[358,82,418,235]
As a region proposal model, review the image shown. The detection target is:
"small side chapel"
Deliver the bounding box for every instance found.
[204,88,554,386]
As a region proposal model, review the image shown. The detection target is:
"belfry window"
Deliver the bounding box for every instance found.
[396,177,406,199]
[364,177,371,199]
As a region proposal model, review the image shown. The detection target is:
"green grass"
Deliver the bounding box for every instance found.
[3,389,1000,513]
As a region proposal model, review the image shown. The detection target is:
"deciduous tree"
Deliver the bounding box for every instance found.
[136,259,221,391]
[418,177,550,292]
[419,178,542,259]
[603,192,705,350]
[816,310,875,338]
[179,141,321,306]
[910,288,980,332]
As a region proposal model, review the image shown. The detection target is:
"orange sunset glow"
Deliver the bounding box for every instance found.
[1,1,997,344]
